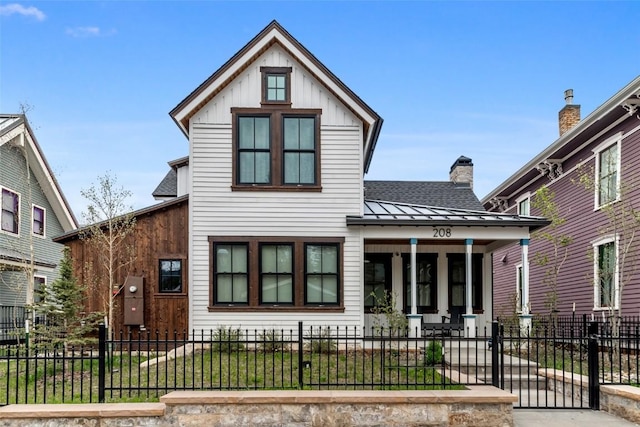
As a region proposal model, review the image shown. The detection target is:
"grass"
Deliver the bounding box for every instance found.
[0,346,462,404]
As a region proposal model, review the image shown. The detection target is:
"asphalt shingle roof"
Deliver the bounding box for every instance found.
[152,169,177,198]
[364,180,485,211]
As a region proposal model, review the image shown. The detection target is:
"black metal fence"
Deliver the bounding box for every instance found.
[0,320,639,407]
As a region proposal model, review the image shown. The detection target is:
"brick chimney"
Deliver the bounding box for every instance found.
[450,156,473,188]
[558,89,581,136]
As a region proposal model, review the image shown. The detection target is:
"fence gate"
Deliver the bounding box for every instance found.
[492,322,599,410]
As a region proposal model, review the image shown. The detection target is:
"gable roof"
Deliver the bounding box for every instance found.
[0,114,77,231]
[482,75,640,205]
[169,20,383,173]
[54,194,189,243]
[365,180,485,211]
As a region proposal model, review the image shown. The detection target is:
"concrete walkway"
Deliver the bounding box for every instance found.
[514,409,639,426]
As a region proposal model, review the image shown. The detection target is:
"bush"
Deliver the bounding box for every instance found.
[424,341,443,366]
[211,327,244,353]
[258,329,289,353]
[304,328,337,354]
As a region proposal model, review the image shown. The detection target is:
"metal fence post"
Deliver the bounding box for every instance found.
[298,321,303,389]
[98,323,106,403]
[491,321,499,388]
[587,329,600,410]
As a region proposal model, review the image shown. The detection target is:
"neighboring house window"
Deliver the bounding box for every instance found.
[32,205,45,237]
[594,134,621,208]
[305,243,339,305]
[260,243,294,304]
[1,187,19,235]
[516,194,530,216]
[33,275,46,304]
[364,253,392,311]
[402,253,437,313]
[261,67,291,104]
[209,237,343,309]
[159,259,183,293]
[593,237,618,310]
[515,263,523,313]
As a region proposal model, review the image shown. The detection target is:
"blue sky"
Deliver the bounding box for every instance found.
[1,1,639,219]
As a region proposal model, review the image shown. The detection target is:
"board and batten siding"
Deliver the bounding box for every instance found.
[0,143,65,306]
[492,118,640,317]
[188,44,366,331]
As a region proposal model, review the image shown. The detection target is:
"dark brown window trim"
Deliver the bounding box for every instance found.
[402,253,438,313]
[208,236,344,311]
[154,255,188,297]
[231,107,322,191]
[260,66,292,105]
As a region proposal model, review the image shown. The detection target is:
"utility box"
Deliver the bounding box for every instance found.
[123,276,144,326]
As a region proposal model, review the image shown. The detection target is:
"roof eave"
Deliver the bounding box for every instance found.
[481,75,640,204]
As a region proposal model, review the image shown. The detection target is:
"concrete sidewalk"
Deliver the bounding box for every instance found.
[514,409,639,426]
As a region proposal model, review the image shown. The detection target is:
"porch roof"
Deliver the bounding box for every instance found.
[347,200,549,230]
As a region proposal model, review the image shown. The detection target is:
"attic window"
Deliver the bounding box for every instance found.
[261,67,291,104]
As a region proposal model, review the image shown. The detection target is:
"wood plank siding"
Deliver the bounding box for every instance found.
[491,118,640,317]
[58,199,189,335]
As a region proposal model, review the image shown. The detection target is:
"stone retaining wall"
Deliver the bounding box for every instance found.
[0,387,517,427]
[539,368,640,424]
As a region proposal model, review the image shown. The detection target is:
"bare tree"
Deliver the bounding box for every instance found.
[80,173,136,338]
[531,186,572,315]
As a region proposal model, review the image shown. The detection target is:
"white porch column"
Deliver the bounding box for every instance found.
[463,238,476,338]
[519,238,532,334]
[407,237,422,338]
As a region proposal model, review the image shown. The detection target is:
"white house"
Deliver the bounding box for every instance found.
[167,21,547,336]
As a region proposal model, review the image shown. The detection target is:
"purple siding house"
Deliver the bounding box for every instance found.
[482,77,640,321]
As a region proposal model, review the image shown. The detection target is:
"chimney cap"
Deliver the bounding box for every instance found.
[564,89,574,105]
[450,155,473,173]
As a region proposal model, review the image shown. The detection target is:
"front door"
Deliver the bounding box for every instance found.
[447,253,483,321]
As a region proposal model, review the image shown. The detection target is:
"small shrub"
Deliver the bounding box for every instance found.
[424,341,443,366]
[369,290,408,337]
[258,329,289,353]
[304,328,337,354]
[211,327,244,353]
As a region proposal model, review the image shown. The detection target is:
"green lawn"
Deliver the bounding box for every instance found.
[0,347,463,404]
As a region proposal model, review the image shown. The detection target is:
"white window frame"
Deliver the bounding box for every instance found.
[32,204,46,238]
[1,186,20,236]
[516,193,531,216]
[515,263,523,313]
[592,235,620,311]
[593,133,622,210]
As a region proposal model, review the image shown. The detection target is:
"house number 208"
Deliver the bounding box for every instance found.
[433,227,452,238]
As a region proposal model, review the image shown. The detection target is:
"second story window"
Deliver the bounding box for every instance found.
[517,195,530,216]
[594,133,621,209]
[1,187,19,235]
[32,205,45,237]
[238,116,271,184]
[233,109,321,190]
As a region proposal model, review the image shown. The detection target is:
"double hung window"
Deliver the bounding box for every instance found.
[403,253,438,313]
[594,134,621,208]
[1,187,19,235]
[32,205,45,237]
[210,237,342,309]
[593,237,618,309]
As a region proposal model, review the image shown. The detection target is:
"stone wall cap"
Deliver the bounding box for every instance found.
[0,402,166,419]
[160,388,517,405]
